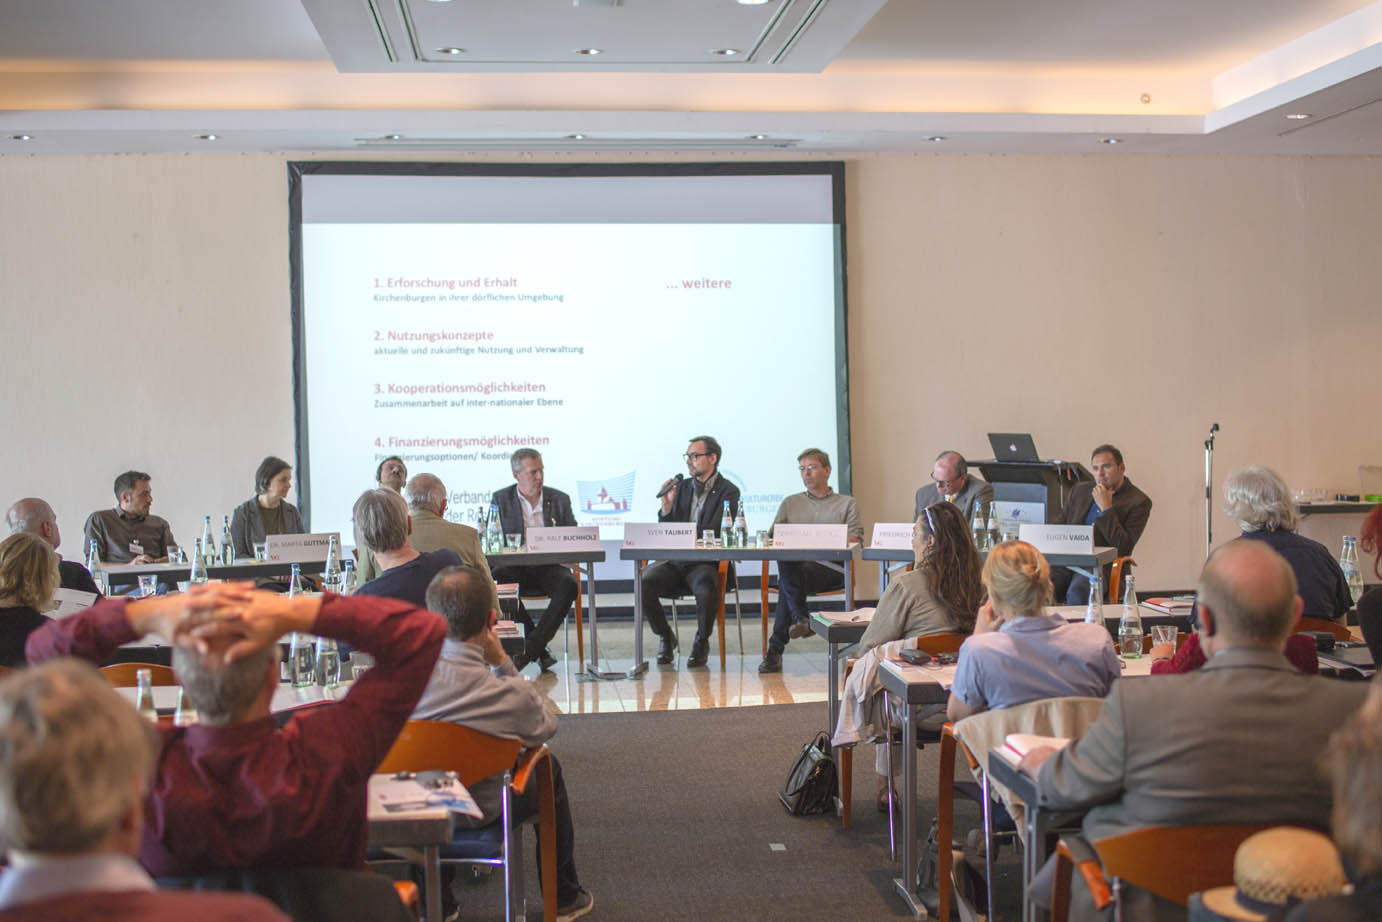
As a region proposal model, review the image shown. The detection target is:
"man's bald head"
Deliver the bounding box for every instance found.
[6,498,59,549]
[1197,540,1302,647]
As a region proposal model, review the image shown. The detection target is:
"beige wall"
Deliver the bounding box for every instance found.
[2,152,1379,590]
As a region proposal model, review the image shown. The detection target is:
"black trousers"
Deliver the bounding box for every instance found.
[492,564,578,659]
[640,560,727,641]
[766,561,843,655]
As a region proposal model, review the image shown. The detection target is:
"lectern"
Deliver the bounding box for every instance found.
[974,460,1091,524]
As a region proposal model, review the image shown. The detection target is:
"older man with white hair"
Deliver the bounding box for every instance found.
[0,659,288,921]
[6,497,99,595]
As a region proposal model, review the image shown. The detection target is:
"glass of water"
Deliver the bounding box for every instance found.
[1150,624,1178,650]
[166,544,181,565]
[137,574,158,597]
[505,533,523,552]
[253,542,268,562]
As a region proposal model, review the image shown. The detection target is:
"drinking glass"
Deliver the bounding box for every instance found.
[137,574,158,597]
[701,529,719,549]
[166,544,181,565]
[1151,624,1178,649]
[253,542,268,562]
[505,533,523,552]
[756,530,771,549]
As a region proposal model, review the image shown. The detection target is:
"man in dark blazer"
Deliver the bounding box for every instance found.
[645,435,740,667]
[1051,443,1153,604]
[1019,540,1367,922]
[491,448,579,672]
[913,450,993,523]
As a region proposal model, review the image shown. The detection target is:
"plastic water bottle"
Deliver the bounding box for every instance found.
[971,505,990,551]
[323,534,341,588]
[289,632,315,688]
[734,504,748,550]
[315,636,341,688]
[188,541,209,584]
[220,516,234,566]
[287,562,302,598]
[341,559,356,595]
[720,501,733,548]
[173,687,198,727]
[486,503,503,554]
[1085,571,1104,624]
[1341,536,1364,608]
[200,516,216,566]
[1118,573,1143,658]
[134,669,158,723]
[86,539,108,595]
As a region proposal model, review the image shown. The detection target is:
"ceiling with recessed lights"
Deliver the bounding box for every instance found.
[1,0,1381,154]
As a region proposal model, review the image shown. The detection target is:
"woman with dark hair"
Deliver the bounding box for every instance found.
[1356,504,1382,666]
[856,501,983,658]
[0,532,59,667]
[229,456,306,560]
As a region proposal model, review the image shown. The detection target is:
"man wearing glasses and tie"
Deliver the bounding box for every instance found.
[913,450,993,523]
[644,436,740,668]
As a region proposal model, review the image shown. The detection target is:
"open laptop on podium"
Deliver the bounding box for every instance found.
[988,432,1041,463]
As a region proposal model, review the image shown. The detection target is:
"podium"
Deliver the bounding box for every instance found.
[974,460,1091,524]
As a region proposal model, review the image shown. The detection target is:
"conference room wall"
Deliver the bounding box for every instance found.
[0,152,1377,593]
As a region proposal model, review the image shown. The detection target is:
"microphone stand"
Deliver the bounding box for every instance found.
[1204,423,1220,558]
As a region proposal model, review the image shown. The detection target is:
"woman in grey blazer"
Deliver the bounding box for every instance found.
[230,456,306,559]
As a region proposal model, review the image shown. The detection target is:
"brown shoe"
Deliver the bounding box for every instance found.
[877,775,892,813]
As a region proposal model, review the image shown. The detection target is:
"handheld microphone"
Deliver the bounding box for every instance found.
[655,473,684,499]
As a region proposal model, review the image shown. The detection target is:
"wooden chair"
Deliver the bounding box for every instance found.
[1297,616,1353,641]
[837,632,966,830]
[652,560,742,669]
[518,563,586,667]
[1050,823,1281,921]
[376,720,557,922]
[1107,556,1136,603]
[100,662,177,686]
[759,558,856,654]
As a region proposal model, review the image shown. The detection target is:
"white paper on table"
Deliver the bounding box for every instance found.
[816,607,875,624]
[1000,733,1072,763]
[622,522,696,549]
[526,526,600,552]
[496,583,520,599]
[371,776,482,820]
[773,523,848,549]
[1018,524,1094,555]
[870,523,914,550]
[48,587,97,618]
[265,532,340,564]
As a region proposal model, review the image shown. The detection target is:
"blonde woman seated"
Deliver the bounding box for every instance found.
[833,502,982,806]
[947,540,1119,723]
[0,532,59,668]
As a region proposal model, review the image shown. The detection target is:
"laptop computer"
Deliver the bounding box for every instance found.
[988,432,1041,463]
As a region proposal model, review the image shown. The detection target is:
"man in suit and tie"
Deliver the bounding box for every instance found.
[1018,540,1367,922]
[913,451,993,524]
[1051,444,1153,604]
[491,449,579,672]
[645,436,740,668]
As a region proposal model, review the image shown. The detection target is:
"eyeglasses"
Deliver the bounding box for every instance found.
[798,464,824,473]
[683,452,709,460]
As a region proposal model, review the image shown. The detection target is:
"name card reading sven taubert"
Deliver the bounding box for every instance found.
[526,526,600,552]
[622,523,696,549]
[1018,524,1094,555]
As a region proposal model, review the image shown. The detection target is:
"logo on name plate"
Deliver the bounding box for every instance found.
[577,471,634,515]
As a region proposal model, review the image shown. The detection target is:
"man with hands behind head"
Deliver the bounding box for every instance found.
[25,580,444,877]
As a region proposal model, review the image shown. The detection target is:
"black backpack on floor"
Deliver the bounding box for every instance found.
[779,731,838,816]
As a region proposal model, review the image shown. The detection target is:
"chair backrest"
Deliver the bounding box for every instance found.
[158,866,413,922]
[1107,557,1136,603]
[1095,823,1280,906]
[1296,617,1353,641]
[100,662,178,687]
[377,719,521,787]
[915,632,966,655]
[953,696,1105,827]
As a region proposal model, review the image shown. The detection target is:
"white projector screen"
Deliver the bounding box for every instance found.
[289,163,850,551]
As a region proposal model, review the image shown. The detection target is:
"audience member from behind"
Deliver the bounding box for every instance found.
[1355,503,1382,666]
[83,470,177,564]
[1286,685,1382,921]
[229,456,305,560]
[354,488,464,609]
[0,660,288,922]
[947,540,1119,723]
[412,566,594,921]
[857,502,982,658]
[25,581,444,876]
[1224,465,1351,621]
[5,498,99,595]
[1020,541,1368,922]
[0,534,58,668]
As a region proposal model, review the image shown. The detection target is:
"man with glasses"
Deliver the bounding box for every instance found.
[757,449,862,674]
[913,450,993,523]
[644,436,740,667]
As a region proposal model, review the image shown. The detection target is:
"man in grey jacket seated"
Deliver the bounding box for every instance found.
[411,565,594,922]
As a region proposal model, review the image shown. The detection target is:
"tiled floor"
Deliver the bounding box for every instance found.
[521,616,834,715]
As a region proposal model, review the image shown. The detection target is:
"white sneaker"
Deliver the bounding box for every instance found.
[556,890,594,921]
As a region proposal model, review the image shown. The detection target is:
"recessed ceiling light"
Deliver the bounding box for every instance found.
[436,47,465,55]
[574,48,602,56]
[1285,113,1312,120]
[746,134,767,140]
[710,48,740,56]
[1098,137,1122,144]
[9,134,32,141]
[197,134,219,141]
[926,136,947,142]
[567,134,587,140]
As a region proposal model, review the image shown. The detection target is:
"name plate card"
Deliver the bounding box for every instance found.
[623,523,696,549]
[773,523,848,549]
[265,532,341,563]
[526,526,601,552]
[993,501,1046,528]
[1018,524,1094,555]
[870,522,915,550]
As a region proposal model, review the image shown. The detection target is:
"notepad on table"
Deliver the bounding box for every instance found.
[816,607,875,623]
[1141,597,1195,614]
[372,774,482,820]
[1002,733,1072,762]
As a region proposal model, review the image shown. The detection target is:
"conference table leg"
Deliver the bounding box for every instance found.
[892,694,926,919]
[423,844,441,922]
[625,559,648,678]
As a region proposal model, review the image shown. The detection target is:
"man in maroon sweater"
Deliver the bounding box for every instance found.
[25,584,445,877]
[0,658,288,922]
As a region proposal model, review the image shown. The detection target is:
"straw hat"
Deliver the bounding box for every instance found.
[1194,828,1347,921]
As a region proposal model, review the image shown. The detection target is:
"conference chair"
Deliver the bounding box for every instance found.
[838,632,966,830]
[159,866,415,922]
[519,563,587,667]
[1297,616,1353,641]
[1107,557,1136,603]
[375,720,557,922]
[1049,823,1282,922]
[664,560,744,669]
[100,662,177,686]
[758,558,856,655]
